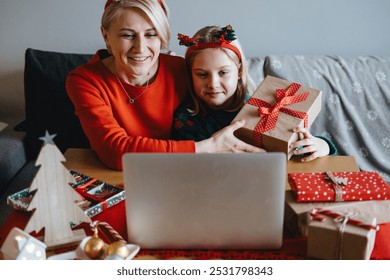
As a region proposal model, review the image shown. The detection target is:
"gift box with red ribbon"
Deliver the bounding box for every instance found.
[307,208,378,259]
[288,171,390,202]
[232,75,322,159]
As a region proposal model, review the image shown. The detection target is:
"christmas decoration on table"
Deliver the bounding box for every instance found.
[288,171,390,202]
[1,227,47,260]
[47,221,140,260]
[23,131,92,248]
[231,75,322,159]
[1,222,140,260]
[7,170,125,219]
[307,208,378,260]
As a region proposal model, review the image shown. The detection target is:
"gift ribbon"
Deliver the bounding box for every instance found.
[325,172,345,202]
[310,208,379,231]
[74,178,98,191]
[247,82,309,146]
[335,212,353,259]
[90,221,126,244]
[310,208,379,259]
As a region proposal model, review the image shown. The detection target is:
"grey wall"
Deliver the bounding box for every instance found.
[169,0,390,57]
[1,0,389,125]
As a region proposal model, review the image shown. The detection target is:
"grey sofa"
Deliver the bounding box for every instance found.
[1,48,389,224]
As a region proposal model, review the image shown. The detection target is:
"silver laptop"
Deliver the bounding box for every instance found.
[123,153,286,250]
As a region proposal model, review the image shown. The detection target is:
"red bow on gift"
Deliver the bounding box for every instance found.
[247,82,309,146]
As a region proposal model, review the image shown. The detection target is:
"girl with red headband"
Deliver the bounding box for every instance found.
[173,25,337,162]
[66,1,263,170]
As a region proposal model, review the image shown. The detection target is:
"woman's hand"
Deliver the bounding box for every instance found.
[195,120,266,153]
[290,127,330,162]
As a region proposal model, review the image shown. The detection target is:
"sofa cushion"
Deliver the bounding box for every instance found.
[264,55,390,183]
[16,48,92,159]
[247,57,265,87]
[0,130,27,195]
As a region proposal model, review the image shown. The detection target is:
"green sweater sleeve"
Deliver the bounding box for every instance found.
[316,136,338,156]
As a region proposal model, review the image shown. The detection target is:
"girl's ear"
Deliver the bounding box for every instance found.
[238,63,243,79]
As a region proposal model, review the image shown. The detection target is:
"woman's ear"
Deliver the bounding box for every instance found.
[101,26,109,45]
[101,27,111,53]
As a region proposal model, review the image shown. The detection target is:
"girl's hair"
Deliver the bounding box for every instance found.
[101,0,170,51]
[185,25,256,114]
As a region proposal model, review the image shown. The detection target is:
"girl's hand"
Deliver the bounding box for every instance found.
[290,127,330,162]
[195,120,266,153]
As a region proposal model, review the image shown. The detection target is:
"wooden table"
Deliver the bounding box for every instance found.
[63,148,360,189]
[63,148,123,186]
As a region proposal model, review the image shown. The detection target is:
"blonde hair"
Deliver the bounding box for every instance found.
[101,0,170,50]
[185,25,256,114]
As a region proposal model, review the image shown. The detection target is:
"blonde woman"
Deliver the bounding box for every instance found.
[66,1,262,170]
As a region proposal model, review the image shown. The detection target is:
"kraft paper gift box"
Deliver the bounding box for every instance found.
[307,209,378,260]
[232,75,322,159]
[285,190,390,237]
[288,171,390,202]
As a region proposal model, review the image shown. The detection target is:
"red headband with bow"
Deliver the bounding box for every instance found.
[178,25,242,61]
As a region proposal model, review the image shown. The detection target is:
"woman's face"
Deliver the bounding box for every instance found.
[102,8,161,84]
[191,48,240,109]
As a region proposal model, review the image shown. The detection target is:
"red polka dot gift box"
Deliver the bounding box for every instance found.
[232,75,322,160]
[288,171,390,202]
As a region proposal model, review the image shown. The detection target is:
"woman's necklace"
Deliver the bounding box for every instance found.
[115,74,150,104]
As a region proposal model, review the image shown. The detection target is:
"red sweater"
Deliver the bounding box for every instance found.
[66,51,195,170]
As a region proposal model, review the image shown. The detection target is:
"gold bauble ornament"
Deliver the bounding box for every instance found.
[107,241,131,259]
[84,229,108,259]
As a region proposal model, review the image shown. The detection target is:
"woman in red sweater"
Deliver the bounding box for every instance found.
[66,0,263,170]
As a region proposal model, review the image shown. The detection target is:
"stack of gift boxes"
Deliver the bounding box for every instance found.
[288,171,390,259]
[233,75,390,259]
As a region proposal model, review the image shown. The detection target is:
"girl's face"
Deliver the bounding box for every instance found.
[191,48,240,109]
[102,8,161,85]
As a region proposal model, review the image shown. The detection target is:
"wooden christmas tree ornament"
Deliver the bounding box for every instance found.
[24,131,92,248]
